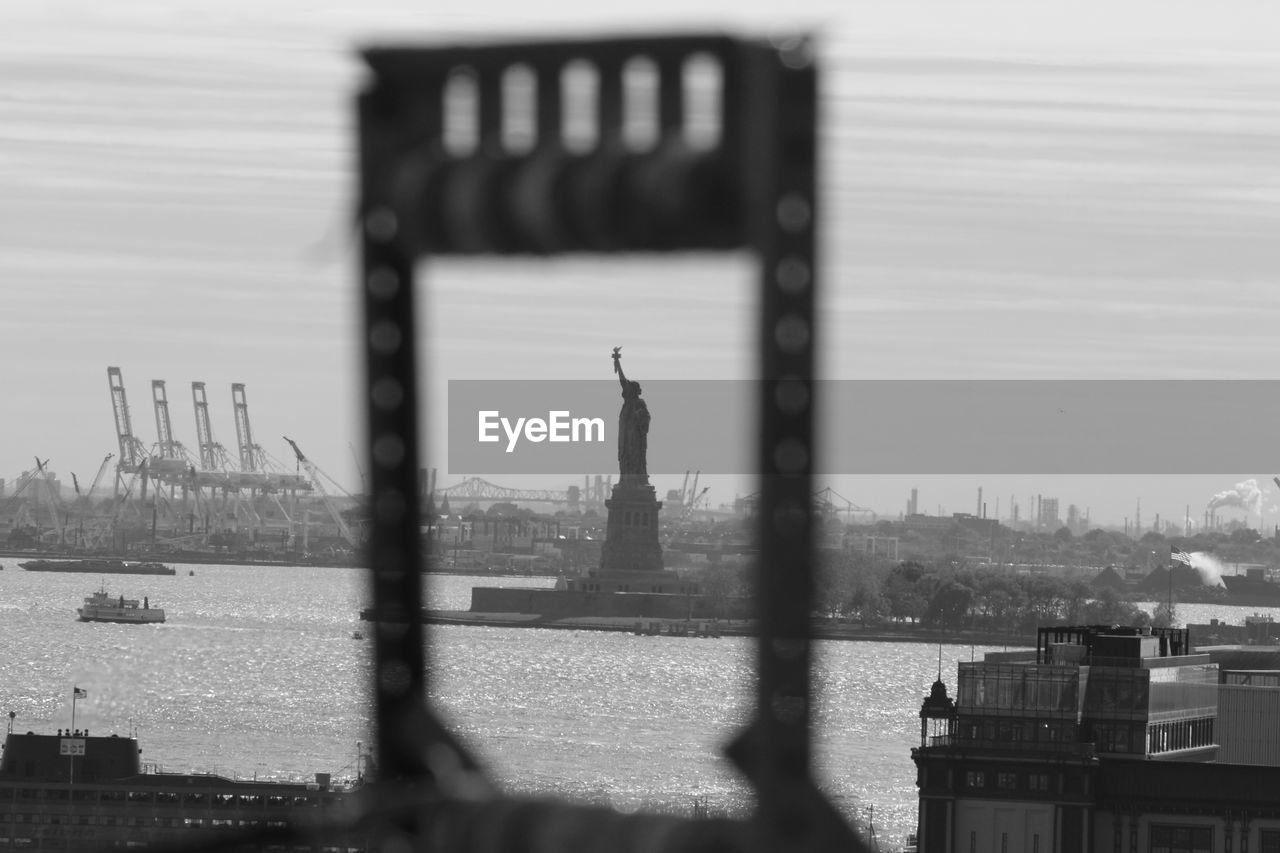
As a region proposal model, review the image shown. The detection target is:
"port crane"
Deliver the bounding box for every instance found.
[813,487,876,523]
[191,382,236,472]
[107,366,151,496]
[283,437,359,549]
[232,383,271,474]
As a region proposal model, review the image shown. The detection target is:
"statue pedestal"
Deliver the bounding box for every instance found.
[598,481,666,575]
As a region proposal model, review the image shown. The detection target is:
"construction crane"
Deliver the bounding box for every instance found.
[350,442,368,494]
[682,486,710,520]
[283,437,358,549]
[33,456,66,544]
[71,454,115,548]
[1,466,41,514]
[87,454,114,503]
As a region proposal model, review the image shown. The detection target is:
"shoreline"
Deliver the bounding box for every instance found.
[422,610,1036,647]
[0,550,565,576]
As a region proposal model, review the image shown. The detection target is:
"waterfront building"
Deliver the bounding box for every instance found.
[909,625,1280,852]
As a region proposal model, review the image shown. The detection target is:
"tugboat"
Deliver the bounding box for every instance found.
[0,718,369,849]
[76,588,166,624]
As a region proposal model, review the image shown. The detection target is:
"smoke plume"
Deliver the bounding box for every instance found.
[1206,479,1264,520]
[1188,551,1227,588]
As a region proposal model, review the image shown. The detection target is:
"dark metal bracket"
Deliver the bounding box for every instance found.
[356,33,870,852]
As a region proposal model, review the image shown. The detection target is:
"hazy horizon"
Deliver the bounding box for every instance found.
[4,1,1280,532]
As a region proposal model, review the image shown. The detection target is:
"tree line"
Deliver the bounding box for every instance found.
[815,553,1168,634]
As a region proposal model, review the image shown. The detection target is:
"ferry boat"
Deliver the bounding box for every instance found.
[20,558,176,576]
[76,589,166,624]
[0,728,369,850]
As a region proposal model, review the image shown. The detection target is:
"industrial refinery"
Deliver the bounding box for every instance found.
[0,367,362,565]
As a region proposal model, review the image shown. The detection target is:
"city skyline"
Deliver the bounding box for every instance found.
[4,2,1280,539]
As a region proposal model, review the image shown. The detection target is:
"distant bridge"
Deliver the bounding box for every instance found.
[435,477,573,504]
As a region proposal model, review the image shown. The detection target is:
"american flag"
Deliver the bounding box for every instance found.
[73,687,87,699]
[1171,547,1193,566]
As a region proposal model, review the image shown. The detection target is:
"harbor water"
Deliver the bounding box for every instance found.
[2,566,1272,847]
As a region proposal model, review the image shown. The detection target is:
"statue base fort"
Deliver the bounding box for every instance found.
[598,478,666,575]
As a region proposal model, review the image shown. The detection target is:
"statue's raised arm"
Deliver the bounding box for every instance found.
[610,347,649,484]
[612,346,628,387]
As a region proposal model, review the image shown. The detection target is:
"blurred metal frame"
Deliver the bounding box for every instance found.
[355,34,870,852]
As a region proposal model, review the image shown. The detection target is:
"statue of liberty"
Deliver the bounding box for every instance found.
[612,347,650,483]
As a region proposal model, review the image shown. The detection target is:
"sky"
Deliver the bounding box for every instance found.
[3,1,1280,528]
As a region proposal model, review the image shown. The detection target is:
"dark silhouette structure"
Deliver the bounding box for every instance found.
[613,349,651,484]
[353,32,862,853]
[598,350,665,575]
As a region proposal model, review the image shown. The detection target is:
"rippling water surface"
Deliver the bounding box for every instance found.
[10,567,1265,847]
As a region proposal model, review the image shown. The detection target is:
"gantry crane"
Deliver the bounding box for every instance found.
[152,380,188,462]
[148,380,197,517]
[192,382,235,471]
[283,436,358,549]
[107,367,151,496]
[232,383,265,473]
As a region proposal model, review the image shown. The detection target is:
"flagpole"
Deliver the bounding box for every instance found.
[70,688,77,787]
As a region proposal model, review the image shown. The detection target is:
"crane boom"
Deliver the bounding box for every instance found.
[33,456,65,543]
[192,382,235,471]
[152,380,179,459]
[232,383,259,472]
[283,436,357,549]
[87,454,114,501]
[107,367,149,478]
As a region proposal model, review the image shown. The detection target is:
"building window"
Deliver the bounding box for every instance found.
[970,831,976,853]
[1150,825,1212,853]
[1260,829,1280,853]
[996,772,1017,790]
[1028,773,1050,792]
[965,771,985,789]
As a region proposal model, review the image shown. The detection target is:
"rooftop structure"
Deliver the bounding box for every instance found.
[912,624,1246,853]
